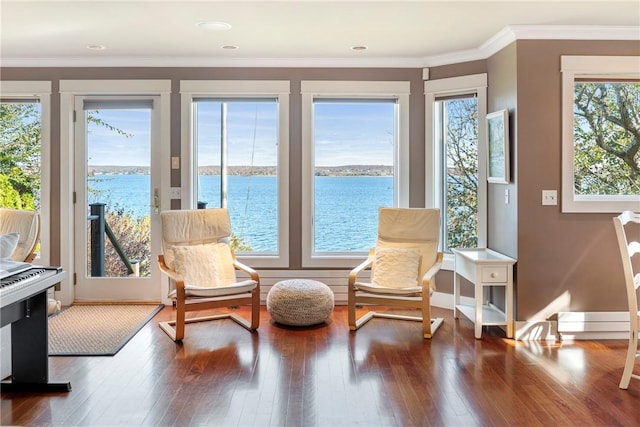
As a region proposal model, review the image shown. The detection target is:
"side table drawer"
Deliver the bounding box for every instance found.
[481,266,507,283]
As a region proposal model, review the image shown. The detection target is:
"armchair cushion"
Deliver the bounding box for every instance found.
[371,246,422,289]
[0,233,20,259]
[169,242,237,288]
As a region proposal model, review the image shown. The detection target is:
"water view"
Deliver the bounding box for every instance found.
[88,174,393,252]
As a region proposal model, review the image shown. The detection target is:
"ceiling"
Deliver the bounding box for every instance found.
[1,0,639,68]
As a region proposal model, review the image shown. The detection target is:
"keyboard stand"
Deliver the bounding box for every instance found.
[1,270,71,393]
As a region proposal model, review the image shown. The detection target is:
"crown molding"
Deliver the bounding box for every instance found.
[2,25,638,68]
[0,56,427,68]
[423,25,639,67]
[509,24,640,40]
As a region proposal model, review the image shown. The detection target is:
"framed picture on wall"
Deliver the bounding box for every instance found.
[487,109,510,184]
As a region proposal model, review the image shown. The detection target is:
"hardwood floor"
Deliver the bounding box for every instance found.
[2,305,639,426]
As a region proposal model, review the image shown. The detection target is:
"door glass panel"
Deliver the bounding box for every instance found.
[84,106,152,278]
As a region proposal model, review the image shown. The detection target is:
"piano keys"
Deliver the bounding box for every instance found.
[1,267,61,310]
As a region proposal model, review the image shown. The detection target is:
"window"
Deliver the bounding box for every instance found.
[180,80,290,268]
[425,74,487,267]
[0,81,51,265]
[301,81,410,268]
[561,56,640,213]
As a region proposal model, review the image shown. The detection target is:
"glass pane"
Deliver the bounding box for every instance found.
[573,82,640,196]
[0,102,42,212]
[195,100,279,253]
[440,97,479,251]
[313,101,395,253]
[85,107,152,277]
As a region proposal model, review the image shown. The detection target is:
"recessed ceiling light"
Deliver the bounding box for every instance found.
[351,45,368,51]
[221,45,238,50]
[86,44,106,51]
[196,21,232,31]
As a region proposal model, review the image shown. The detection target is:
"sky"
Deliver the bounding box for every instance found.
[86,101,395,167]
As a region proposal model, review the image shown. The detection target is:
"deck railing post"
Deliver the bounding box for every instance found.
[89,203,106,277]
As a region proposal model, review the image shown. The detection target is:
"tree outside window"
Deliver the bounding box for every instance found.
[561,56,640,213]
[0,102,41,210]
[573,81,640,197]
[439,97,479,251]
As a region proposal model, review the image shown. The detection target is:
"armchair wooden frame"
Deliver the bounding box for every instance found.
[348,249,444,339]
[158,251,260,342]
[348,208,445,339]
[157,208,260,342]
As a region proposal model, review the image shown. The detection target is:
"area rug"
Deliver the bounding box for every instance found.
[49,304,163,356]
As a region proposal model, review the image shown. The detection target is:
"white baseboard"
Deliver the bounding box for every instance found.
[256,270,473,308]
[557,311,630,340]
[255,271,630,341]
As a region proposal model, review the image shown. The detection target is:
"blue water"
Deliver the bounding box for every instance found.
[88,175,393,252]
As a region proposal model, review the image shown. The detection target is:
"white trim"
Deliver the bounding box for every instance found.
[0,81,52,268]
[59,92,74,305]
[424,74,488,250]
[59,79,172,305]
[180,80,291,94]
[0,81,52,95]
[560,55,640,213]
[0,57,428,69]
[179,80,291,268]
[59,80,171,94]
[300,80,411,268]
[4,25,638,68]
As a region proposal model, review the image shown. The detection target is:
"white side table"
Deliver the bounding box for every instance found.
[452,248,516,339]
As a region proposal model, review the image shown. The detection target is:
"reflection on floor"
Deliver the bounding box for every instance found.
[2,306,638,426]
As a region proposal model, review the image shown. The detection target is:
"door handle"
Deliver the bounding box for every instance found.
[153,188,160,214]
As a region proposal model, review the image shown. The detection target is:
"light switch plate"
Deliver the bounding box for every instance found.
[170,187,181,199]
[171,156,180,170]
[542,190,557,206]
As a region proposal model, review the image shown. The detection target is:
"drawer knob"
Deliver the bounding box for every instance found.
[490,272,496,278]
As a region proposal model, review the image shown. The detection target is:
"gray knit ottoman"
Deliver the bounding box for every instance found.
[266,279,334,326]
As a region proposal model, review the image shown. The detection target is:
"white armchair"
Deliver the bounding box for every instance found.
[0,208,39,263]
[348,208,444,339]
[158,208,260,342]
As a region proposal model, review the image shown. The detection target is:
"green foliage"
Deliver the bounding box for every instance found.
[0,174,24,208]
[99,208,152,277]
[0,103,40,209]
[573,82,640,195]
[230,233,252,252]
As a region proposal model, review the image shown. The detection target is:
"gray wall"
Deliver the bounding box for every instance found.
[0,67,426,271]
[513,40,640,320]
[2,38,638,322]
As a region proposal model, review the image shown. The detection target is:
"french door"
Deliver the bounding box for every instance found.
[73,96,162,301]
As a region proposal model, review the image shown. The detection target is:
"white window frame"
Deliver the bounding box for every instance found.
[59,80,172,305]
[561,55,640,213]
[301,80,410,268]
[0,81,52,267]
[425,74,488,270]
[180,80,290,268]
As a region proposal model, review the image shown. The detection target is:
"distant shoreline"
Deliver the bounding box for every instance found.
[88,165,393,177]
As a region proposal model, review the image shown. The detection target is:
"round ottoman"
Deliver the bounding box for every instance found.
[267,279,334,326]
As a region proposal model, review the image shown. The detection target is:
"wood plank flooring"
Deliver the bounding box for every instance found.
[2,305,639,426]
